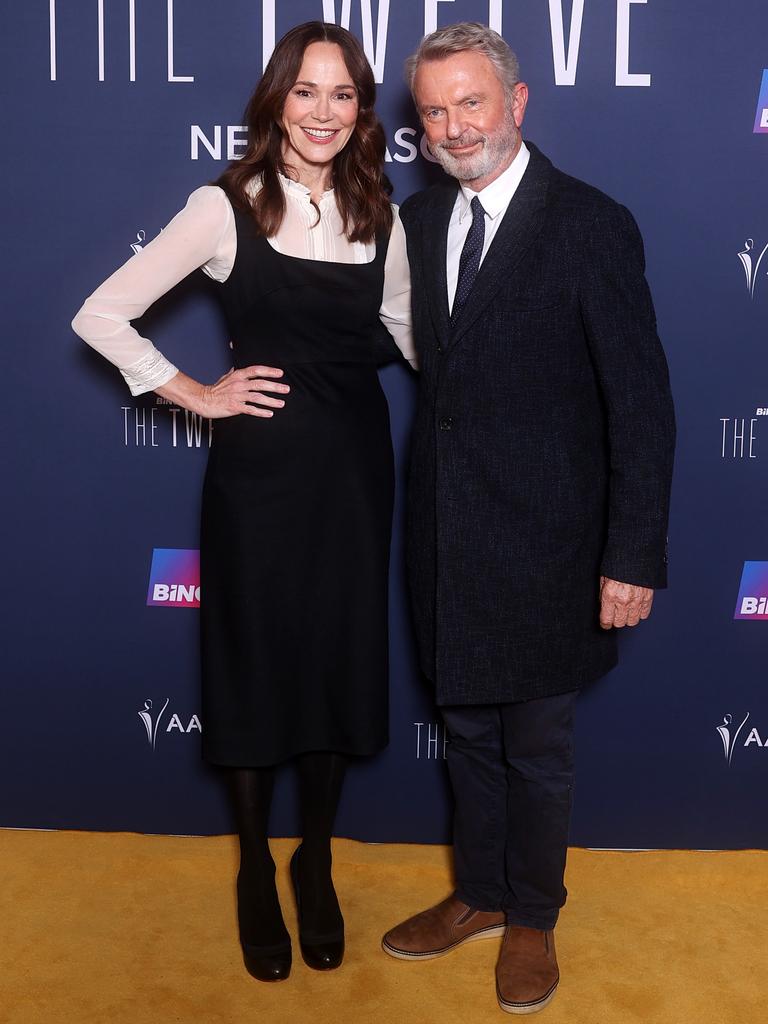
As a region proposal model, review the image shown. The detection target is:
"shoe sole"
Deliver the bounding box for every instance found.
[382,924,507,961]
[497,980,559,1015]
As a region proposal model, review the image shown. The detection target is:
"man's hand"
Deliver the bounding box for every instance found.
[599,577,654,630]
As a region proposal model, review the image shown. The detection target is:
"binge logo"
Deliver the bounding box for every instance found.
[734,561,768,619]
[147,548,200,608]
[754,70,768,133]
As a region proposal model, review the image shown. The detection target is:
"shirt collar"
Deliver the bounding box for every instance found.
[278,171,335,204]
[457,141,530,223]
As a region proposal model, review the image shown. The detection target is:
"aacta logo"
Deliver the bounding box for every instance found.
[146,548,200,607]
[138,698,202,750]
[717,713,750,765]
[754,70,768,133]
[717,713,768,765]
[733,561,768,619]
[737,239,768,300]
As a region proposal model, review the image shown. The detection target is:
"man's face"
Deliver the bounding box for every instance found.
[413,51,528,190]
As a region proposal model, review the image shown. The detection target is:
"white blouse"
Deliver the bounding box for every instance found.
[72,175,415,396]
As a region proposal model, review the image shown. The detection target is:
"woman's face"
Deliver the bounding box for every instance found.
[281,41,359,182]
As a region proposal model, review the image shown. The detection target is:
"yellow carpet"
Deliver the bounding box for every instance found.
[1,831,765,1023]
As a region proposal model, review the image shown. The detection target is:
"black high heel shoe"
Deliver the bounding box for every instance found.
[290,845,345,970]
[241,940,292,982]
[237,870,292,981]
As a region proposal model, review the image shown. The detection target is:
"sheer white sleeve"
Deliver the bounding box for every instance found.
[71,185,236,396]
[380,207,416,368]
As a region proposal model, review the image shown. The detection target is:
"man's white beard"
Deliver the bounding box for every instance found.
[432,110,518,184]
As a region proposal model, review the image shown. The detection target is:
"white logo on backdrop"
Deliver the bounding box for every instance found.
[188,124,438,165]
[130,230,146,255]
[414,721,448,760]
[720,417,759,459]
[122,399,213,449]
[138,698,202,750]
[738,239,768,298]
[716,713,768,765]
[138,698,170,750]
[48,0,653,87]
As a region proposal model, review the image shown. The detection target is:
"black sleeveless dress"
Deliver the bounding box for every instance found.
[200,206,399,767]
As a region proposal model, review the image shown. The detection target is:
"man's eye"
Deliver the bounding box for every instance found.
[426,109,442,120]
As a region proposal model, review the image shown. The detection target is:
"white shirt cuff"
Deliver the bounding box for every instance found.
[120,350,179,396]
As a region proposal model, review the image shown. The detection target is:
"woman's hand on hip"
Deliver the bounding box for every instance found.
[199,365,290,419]
[156,366,289,419]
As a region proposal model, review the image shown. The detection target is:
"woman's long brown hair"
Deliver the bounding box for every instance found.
[216,21,392,244]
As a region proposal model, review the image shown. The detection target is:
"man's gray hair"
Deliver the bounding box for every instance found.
[405,22,521,97]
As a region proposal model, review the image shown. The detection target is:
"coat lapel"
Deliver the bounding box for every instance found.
[422,181,458,342]
[448,144,552,350]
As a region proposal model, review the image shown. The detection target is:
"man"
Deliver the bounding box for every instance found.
[382,23,675,1015]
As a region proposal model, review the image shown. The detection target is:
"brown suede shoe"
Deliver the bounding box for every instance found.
[496,926,559,1014]
[382,895,506,961]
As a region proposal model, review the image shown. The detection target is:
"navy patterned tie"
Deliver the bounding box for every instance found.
[451,195,486,325]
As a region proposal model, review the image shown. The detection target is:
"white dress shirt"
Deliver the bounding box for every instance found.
[72,175,415,396]
[446,142,530,315]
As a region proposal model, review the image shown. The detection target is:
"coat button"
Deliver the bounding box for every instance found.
[439,417,453,431]
[436,343,443,354]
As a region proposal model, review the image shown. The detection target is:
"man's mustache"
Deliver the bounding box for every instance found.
[437,133,486,152]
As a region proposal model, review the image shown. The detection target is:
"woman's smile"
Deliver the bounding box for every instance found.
[301,127,343,143]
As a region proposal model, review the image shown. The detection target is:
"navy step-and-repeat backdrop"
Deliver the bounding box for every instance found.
[3,1,767,848]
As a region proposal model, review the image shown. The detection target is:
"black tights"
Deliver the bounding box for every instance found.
[231,752,347,947]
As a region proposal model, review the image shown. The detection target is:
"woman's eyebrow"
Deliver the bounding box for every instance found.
[294,80,357,90]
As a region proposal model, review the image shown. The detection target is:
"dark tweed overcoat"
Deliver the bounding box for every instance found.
[401,142,675,706]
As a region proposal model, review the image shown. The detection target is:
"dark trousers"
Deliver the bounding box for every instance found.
[442,691,577,932]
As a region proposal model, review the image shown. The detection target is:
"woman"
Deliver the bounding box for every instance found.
[72,21,413,982]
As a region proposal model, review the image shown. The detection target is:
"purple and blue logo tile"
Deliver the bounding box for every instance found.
[753,70,768,133]
[734,561,768,619]
[147,548,200,608]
